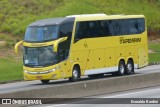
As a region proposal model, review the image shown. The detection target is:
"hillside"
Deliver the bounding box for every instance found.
[0,0,160,47]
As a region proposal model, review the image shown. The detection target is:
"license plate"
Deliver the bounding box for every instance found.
[36,76,42,79]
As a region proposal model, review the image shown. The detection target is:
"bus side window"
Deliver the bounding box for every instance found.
[121,19,130,35]
[75,22,89,41]
[137,18,145,33]
[95,21,105,37]
[114,20,122,36]
[88,22,95,37]
[75,22,83,41]
[108,20,115,36]
[101,21,110,36]
[58,22,73,62]
[135,22,139,33]
[59,22,73,38]
[129,19,139,34]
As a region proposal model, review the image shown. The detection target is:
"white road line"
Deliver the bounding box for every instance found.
[101,87,160,98]
[45,104,67,107]
[44,87,160,107]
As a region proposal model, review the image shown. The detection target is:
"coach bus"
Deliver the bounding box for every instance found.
[15,14,148,84]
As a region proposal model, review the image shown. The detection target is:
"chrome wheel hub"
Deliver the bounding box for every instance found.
[73,69,78,79]
[120,64,125,74]
[127,63,132,72]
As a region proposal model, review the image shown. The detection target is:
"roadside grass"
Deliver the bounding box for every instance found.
[148,43,160,52]
[148,43,160,63]
[0,58,23,82]
[149,53,160,63]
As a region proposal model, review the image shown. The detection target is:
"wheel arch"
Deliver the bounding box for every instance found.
[118,58,125,65]
[127,57,134,68]
[127,57,134,63]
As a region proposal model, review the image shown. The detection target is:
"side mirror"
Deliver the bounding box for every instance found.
[53,37,68,52]
[14,40,23,54]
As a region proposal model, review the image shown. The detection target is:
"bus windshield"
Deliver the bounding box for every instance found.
[24,25,59,42]
[24,46,57,67]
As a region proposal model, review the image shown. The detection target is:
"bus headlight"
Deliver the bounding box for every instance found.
[24,66,61,74]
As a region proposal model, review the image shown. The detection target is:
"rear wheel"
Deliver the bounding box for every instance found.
[41,80,50,84]
[117,60,125,76]
[69,66,80,82]
[126,59,134,75]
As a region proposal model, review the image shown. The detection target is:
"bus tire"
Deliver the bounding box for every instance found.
[41,80,50,84]
[126,59,134,75]
[117,60,125,76]
[69,66,80,82]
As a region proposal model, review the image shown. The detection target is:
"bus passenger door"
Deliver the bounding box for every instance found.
[57,39,72,78]
[57,22,73,78]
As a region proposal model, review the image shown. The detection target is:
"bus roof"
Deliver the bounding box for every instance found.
[70,14,145,21]
[66,13,107,17]
[28,14,145,26]
[28,17,75,27]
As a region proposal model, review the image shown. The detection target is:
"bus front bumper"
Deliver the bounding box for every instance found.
[23,69,61,81]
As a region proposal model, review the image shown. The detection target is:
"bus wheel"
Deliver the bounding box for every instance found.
[126,59,134,75]
[69,66,80,82]
[117,60,125,76]
[41,80,50,84]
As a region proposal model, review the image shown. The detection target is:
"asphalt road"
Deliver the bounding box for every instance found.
[0,65,160,94]
[33,86,160,107]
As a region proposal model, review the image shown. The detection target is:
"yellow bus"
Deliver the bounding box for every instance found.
[15,14,148,84]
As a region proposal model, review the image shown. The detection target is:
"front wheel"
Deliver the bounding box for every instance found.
[41,80,50,84]
[69,66,80,82]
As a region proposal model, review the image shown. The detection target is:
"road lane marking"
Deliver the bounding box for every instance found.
[42,87,160,107]
[101,87,160,98]
[45,104,67,107]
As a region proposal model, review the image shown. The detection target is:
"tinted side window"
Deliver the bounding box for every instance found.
[137,18,145,33]
[75,21,90,40]
[88,21,97,37]
[75,20,114,40]
[58,22,73,62]
[121,18,145,35]
[59,22,74,39]
[121,19,130,35]
[101,20,110,36]
[114,20,122,36]
[107,20,115,36]
[128,19,139,34]
[74,18,145,40]
[104,20,123,36]
[91,20,110,37]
